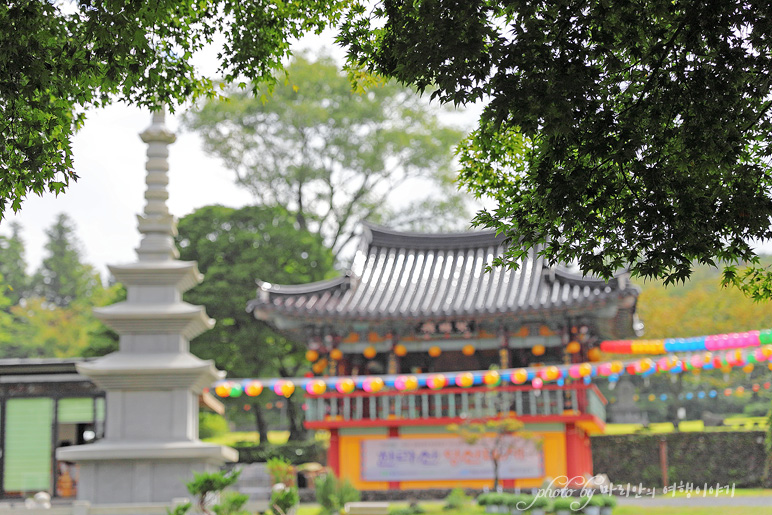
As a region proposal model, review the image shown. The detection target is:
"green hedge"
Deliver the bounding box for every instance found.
[234,440,326,465]
[591,431,767,488]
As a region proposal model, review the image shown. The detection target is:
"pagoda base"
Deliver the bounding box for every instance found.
[58,441,238,503]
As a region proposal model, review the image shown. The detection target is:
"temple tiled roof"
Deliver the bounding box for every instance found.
[248,223,638,334]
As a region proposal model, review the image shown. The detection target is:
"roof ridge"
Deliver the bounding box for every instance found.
[362,221,504,250]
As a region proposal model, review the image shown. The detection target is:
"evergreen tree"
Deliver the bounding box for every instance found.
[0,221,29,305]
[32,213,100,307]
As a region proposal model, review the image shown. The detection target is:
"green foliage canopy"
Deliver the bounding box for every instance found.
[185,54,467,255]
[176,204,335,440]
[1,0,347,218]
[340,1,772,292]
[176,204,334,378]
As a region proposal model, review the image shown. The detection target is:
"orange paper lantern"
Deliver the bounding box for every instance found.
[428,346,442,358]
[363,346,377,359]
[483,370,500,386]
[566,341,581,354]
[245,380,264,397]
[394,344,408,357]
[305,350,319,362]
[588,348,601,362]
[532,344,546,356]
[462,344,476,356]
[513,368,528,384]
[214,382,232,398]
[330,348,343,361]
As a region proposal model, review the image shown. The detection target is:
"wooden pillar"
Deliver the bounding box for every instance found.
[328,428,340,476]
[499,328,510,369]
[388,335,399,375]
[565,422,585,479]
[388,427,400,490]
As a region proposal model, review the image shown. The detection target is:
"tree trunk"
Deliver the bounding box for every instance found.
[278,362,308,441]
[254,402,269,444]
[285,394,307,441]
[492,457,500,490]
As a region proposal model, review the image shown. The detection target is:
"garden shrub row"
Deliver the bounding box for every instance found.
[234,440,326,465]
[591,431,768,488]
[476,492,616,514]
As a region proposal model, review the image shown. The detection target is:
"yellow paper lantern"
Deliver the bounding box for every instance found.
[513,368,528,384]
[579,363,593,377]
[462,344,476,356]
[214,382,232,398]
[532,344,546,356]
[610,361,623,374]
[280,381,295,398]
[366,377,385,393]
[330,348,343,361]
[588,348,601,362]
[483,370,500,386]
[743,363,755,374]
[456,371,475,387]
[305,349,319,362]
[428,346,442,358]
[545,366,560,381]
[394,344,408,357]
[363,346,377,359]
[307,379,326,395]
[404,376,419,391]
[566,341,581,354]
[762,345,772,358]
[245,380,264,397]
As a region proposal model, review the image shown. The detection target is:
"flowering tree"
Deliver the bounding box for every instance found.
[447,418,528,490]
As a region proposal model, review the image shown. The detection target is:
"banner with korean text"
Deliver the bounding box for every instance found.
[361,436,543,481]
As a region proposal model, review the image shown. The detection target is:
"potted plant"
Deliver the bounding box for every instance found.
[490,493,508,513]
[599,495,617,515]
[552,497,576,515]
[477,492,493,513]
[580,496,603,515]
[505,493,527,515]
[528,495,550,515]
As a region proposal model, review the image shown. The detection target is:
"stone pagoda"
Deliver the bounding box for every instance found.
[57,112,237,504]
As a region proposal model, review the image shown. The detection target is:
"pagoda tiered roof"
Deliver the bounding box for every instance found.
[247,223,639,338]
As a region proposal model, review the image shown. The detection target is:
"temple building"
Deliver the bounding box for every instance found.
[248,223,640,490]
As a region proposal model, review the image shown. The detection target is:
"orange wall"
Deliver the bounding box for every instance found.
[336,424,567,490]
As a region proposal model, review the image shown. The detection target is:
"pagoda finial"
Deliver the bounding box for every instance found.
[137,109,178,261]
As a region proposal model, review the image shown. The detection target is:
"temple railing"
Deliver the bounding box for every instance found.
[304,383,606,425]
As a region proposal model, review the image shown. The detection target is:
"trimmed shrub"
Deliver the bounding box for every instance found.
[235,440,326,465]
[199,413,229,439]
[315,473,361,515]
[600,495,617,508]
[270,485,299,515]
[442,488,471,511]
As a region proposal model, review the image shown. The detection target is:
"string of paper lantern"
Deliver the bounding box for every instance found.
[609,380,772,403]
[212,345,772,399]
[601,329,772,354]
